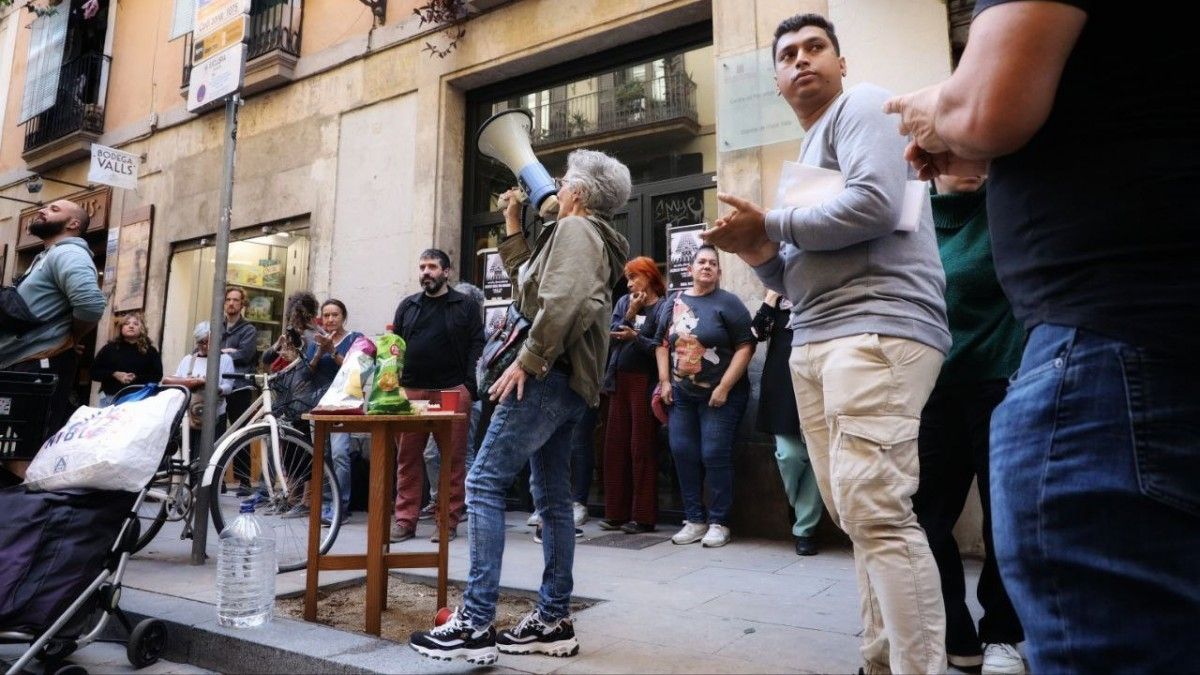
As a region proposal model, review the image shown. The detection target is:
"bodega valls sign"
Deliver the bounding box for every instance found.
[88,144,140,191]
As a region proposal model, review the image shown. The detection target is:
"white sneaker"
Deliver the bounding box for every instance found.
[527,511,542,527]
[701,523,731,548]
[572,502,588,527]
[671,521,708,545]
[982,643,1025,675]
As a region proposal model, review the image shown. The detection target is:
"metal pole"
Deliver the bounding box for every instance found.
[192,95,240,565]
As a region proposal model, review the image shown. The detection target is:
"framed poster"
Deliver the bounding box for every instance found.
[666,223,705,291]
[479,247,513,302]
[102,223,120,296]
[113,214,153,312]
[484,301,510,337]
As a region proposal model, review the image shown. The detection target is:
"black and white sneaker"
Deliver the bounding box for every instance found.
[496,610,580,657]
[409,607,498,664]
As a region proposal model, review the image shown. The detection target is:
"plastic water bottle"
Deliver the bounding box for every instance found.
[216,503,277,627]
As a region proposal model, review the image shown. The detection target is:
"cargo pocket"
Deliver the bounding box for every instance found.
[832,414,921,525]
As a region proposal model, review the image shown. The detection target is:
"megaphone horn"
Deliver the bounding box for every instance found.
[475,108,559,217]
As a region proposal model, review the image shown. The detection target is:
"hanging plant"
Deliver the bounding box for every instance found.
[413,0,470,58]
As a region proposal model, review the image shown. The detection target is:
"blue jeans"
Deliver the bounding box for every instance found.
[464,371,585,625]
[990,324,1200,672]
[320,432,353,517]
[668,383,748,525]
[570,405,598,504]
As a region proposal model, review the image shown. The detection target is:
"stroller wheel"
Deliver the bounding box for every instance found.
[52,666,88,675]
[126,618,168,668]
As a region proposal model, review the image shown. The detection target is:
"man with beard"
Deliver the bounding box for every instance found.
[389,248,484,542]
[0,199,106,472]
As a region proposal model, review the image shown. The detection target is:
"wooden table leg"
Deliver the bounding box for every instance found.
[365,422,389,636]
[304,423,326,622]
[436,419,450,610]
[379,423,396,611]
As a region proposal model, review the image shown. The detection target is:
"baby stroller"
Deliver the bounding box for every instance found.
[0,384,189,675]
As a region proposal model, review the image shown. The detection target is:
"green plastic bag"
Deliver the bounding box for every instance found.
[367,327,412,415]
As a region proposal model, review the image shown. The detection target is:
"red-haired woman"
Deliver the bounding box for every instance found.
[599,256,667,533]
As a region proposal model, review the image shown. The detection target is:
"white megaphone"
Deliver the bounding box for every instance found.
[475,108,560,218]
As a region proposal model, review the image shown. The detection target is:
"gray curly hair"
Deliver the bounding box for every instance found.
[563,149,632,217]
[193,321,211,342]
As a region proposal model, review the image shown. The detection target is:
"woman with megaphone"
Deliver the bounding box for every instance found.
[410,149,631,665]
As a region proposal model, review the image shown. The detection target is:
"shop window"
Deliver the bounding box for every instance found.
[161,224,310,374]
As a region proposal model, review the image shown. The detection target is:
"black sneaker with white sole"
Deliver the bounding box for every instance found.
[409,608,499,665]
[496,610,580,657]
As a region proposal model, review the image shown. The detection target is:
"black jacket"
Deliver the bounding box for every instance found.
[392,287,485,399]
[220,317,258,374]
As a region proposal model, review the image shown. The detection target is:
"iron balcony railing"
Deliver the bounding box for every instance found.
[23,53,110,153]
[182,0,303,88]
[527,71,699,148]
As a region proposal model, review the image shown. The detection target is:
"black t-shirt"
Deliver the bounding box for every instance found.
[975,0,1200,356]
[655,289,755,398]
[400,294,461,390]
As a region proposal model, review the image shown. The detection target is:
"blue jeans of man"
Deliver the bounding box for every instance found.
[990,324,1200,672]
[668,383,748,525]
[464,371,585,625]
[320,432,353,517]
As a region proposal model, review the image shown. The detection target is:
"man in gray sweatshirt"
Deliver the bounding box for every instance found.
[704,14,950,675]
[1,199,106,468]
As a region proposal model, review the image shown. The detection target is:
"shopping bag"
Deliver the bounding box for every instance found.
[23,389,187,492]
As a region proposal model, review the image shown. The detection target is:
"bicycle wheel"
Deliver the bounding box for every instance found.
[208,425,342,572]
[133,439,187,553]
[132,476,170,553]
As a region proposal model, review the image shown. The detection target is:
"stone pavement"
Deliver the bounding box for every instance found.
[102,510,985,674]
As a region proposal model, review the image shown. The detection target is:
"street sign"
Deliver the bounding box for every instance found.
[194,0,250,41]
[191,16,245,64]
[188,43,246,112]
[88,144,139,190]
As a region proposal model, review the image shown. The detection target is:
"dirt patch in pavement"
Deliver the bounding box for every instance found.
[277,578,594,644]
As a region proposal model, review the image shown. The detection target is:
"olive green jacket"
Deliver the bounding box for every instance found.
[497,214,629,407]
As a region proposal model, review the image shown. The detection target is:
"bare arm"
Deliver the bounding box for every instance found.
[885,1,1086,167]
[709,342,754,408]
[937,2,1085,158]
[655,345,672,405]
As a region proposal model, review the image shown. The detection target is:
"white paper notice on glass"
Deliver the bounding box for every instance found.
[774,161,925,232]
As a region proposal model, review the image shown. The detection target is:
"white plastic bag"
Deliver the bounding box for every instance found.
[312,335,377,415]
[24,389,187,492]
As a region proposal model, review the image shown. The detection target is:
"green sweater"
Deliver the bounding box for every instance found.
[931,186,1023,386]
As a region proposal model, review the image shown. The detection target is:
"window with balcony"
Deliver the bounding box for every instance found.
[180,0,303,96]
[465,35,717,283]
[19,0,112,167]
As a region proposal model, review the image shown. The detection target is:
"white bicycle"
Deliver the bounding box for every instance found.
[131,358,342,571]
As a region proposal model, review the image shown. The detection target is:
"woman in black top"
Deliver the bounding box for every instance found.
[91,312,162,406]
[752,290,822,556]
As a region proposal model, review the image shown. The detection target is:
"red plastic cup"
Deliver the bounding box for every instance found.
[439,389,461,411]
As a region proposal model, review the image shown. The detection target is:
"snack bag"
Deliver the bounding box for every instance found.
[367,325,412,415]
[312,335,377,415]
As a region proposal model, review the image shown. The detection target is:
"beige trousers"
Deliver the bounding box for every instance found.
[790,333,947,674]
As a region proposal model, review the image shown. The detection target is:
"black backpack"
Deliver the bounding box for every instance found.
[0,286,44,335]
[0,253,55,336]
